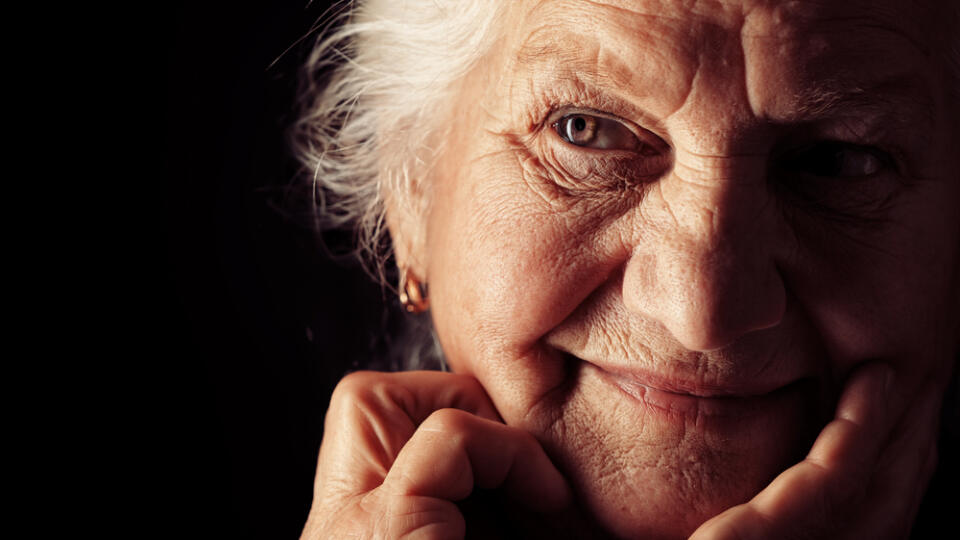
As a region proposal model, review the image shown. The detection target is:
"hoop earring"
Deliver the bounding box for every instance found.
[399,267,429,313]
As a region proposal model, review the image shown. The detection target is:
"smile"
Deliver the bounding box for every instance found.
[568,353,816,419]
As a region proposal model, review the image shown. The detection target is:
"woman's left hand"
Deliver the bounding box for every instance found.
[689,363,943,540]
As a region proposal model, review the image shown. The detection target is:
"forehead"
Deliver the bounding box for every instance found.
[510,0,939,56]
[500,0,944,125]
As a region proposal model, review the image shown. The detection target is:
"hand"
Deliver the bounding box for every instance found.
[300,371,572,539]
[690,363,943,540]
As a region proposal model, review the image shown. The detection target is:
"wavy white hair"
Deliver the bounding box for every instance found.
[290,0,504,369]
[291,0,504,283]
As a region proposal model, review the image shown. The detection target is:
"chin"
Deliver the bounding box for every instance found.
[523,355,826,539]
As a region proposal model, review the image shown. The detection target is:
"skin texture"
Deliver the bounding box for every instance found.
[302,0,959,538]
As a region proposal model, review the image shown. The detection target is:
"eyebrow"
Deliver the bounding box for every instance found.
[786,76,937,144]
[511,31,939,144]
[513,29,635,89]
[515,34,584,71]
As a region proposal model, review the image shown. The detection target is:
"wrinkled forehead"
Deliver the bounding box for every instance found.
[498,0,951,123]
[510,0,944,48]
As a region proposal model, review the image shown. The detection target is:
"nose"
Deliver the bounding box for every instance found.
[621,158,786,352]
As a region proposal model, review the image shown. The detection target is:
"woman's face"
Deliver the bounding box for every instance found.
[404,0,959,536]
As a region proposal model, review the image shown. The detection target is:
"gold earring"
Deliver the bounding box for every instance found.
[399,267,429,313]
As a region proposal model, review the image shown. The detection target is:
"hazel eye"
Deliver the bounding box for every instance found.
[782,141,891,178]
[553,113,641,150]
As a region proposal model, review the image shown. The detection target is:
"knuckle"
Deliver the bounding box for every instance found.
[449,372,485,394]
[335,370,380,396]
[421,407,474,434]
[332,371,396,406]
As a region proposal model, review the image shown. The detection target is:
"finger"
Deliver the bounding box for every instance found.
[318,371,501,494]
[854,385,942,540]
[803,362,897,480]
[690,363,897,540]
[755,364,896,522]
[382,407,573,513]
[331,370,501,424]
[372,494,465,540]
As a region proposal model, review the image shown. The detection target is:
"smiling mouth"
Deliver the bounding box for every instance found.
[565,353,816,418]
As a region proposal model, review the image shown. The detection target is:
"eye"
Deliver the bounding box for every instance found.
[781,141,892,178]
[553,113,641,151]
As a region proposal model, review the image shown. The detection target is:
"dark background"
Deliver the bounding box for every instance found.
[164,1,378,538]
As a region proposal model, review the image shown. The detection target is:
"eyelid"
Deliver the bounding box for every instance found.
[544,107,668,154]
[545,107,629,133]
[779,141,899,177]
[771,117,910,173]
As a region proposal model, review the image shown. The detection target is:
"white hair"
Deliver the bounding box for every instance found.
[290,0,504,370]
[291,0,504,283]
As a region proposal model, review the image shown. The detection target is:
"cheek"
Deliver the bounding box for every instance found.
[424,150,626,416]
[785,186,960,384]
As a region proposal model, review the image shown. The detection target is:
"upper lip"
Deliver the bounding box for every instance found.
[568,353,801,398]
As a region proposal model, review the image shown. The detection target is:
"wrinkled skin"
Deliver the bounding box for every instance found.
[302,0,960,538]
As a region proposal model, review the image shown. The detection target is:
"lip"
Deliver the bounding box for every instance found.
[575,355,813,418]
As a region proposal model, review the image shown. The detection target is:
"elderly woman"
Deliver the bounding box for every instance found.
[292,0,959,538]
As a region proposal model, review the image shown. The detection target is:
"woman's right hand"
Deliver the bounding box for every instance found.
[299,371,573,539]
[689,363,943,540]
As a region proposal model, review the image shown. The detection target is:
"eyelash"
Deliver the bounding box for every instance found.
[527,80,629,130]
[526,88,905,207]
[530,108,671,190]
[540,93,669,148]
[549,111,646,151]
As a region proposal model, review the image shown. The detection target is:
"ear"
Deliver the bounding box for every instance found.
[385,191,428,282]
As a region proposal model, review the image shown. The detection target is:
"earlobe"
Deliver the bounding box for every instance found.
[398,266,430,313]
[385,191,429,292]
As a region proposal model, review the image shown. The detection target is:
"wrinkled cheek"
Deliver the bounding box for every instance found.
[430,223,588,423]
[427,154,621,419]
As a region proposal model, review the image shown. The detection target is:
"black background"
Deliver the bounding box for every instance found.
[164,1,377,538]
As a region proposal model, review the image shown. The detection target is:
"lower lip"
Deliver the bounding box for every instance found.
[587,363,810,419]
